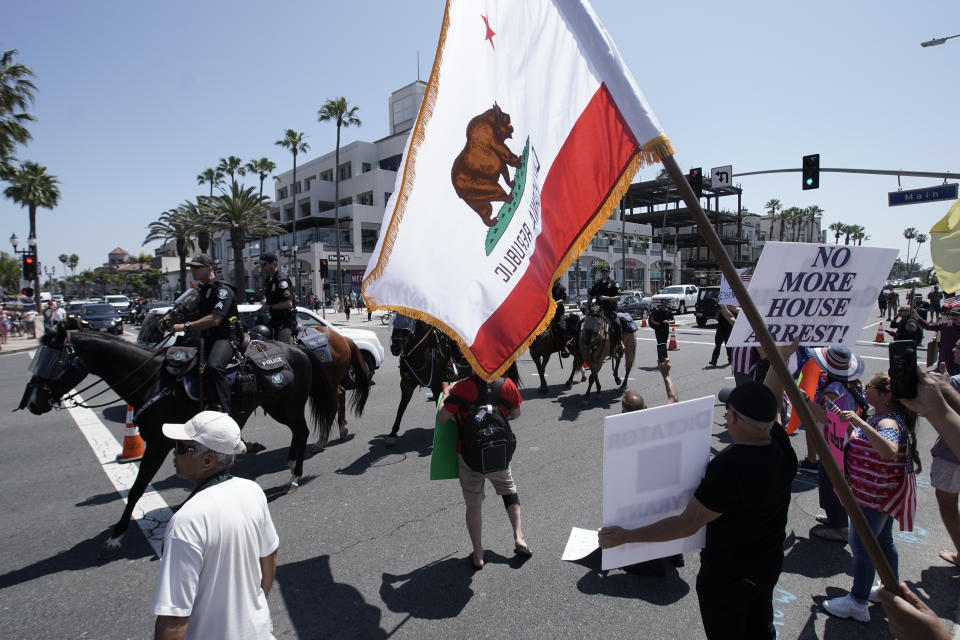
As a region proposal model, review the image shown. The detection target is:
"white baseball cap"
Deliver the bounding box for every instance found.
[162,411,246,455]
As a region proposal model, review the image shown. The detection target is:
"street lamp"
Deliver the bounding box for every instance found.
[44,265,55,293]
[921,33,960,47]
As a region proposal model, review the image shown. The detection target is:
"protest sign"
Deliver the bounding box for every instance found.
[728,243,897,347]
[717,267,751,306]
[602,396,713,570]
[824,412,847,475]
[562,527,600,561]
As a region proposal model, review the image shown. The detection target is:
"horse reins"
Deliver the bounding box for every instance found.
[54,335,165,410]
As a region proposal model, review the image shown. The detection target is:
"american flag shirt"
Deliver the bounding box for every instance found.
[846,412,916,531]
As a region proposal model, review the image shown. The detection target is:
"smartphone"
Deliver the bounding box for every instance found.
[889,340,918,399]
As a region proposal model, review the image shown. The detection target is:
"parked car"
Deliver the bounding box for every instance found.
[78,303,123,335]
[694,286,722,327]
[237,304,385,376]
[104,294,133,321]
[650,284,699,314]
[65,300,92,330]
[618,293,649,318]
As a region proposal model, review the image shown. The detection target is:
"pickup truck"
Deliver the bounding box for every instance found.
[694,286,721,326]
[649,284,699,314]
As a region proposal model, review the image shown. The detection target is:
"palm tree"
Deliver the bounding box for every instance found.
[205,182,285,291]
[144,208,194,295]
[197,167,225,198]
[828,221,845,245]
[275,129,309,293]
[0,47,36,177]
[848,225,867,246]
[217,156,245,183]
[244,157,277,202]
[178,197,217,257]
[0,251,19,291]
[805,205,823,242]
[903,227,917,270]
[58,253,69,274]
[3,160,60,310]
[912,233,928,273]
[764,198,783,241]
[68,253,78,276]
[318,97,362,306]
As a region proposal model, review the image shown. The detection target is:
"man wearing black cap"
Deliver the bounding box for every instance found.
[166,254,240,414]
[599,378,798,639]
[589,265,623,355]
[259,253,296,343]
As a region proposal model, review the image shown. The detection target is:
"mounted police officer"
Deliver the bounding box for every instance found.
[589,265,622,355]
[259,253,297,343]
[551,279,571,357]
[166,254,240,414]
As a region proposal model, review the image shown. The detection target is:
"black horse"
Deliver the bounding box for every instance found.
[18,326,336,559]
[384,317,520,447]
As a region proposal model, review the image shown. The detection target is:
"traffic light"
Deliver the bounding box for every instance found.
[21,287,33,297]
[320,259,329,278]
[688,167,703,198]
[22,252,37,281]
[802,154,820,190]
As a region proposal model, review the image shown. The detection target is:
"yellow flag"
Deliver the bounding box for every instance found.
[931,199,960,293]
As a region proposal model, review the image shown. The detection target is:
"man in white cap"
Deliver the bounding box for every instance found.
[152,411,278,640]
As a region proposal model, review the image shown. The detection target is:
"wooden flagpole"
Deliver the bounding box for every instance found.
[660,154,899,592]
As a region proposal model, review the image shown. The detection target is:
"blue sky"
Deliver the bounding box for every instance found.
[2,0,957,275]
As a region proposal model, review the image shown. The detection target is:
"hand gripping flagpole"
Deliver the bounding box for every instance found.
[660,154,900,594]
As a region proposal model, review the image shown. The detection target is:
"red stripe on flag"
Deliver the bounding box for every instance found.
[470,83,639,371]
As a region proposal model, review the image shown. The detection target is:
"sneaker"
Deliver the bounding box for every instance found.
[810,524,848,543]
[798,459,819,474]
[868,585,881,603]
[821,594,870,622]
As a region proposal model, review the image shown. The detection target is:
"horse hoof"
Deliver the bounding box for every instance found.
[310,442,326,454]
[286,482,299,494]
[243,440,266,454]
[384,436,397,448]
[97,538,122,561]
[339,428,349,441]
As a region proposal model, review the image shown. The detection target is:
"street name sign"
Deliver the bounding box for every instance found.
[888,183,958,207]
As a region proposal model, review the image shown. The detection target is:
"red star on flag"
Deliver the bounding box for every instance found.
[481,15,496,50]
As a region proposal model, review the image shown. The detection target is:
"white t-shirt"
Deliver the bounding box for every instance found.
[153,477,279,640]
[52,307,66,322]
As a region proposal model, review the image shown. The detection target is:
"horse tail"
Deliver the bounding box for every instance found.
[304,347,338,442]
[505,361,522,388]
[347,341,370,418]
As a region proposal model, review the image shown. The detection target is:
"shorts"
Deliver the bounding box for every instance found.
[458,456,517,507]
[931,456,960,494]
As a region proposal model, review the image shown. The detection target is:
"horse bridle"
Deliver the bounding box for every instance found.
[398,325,467,387]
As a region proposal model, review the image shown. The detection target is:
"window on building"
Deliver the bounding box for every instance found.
[361,229,378,252]
[379,155,402,172]
[284,207,294,222]
[272,210,281,221]
[338,162,352,181]
[304,177,312,191]
[357,191,374,206]
[300,202,310,218]
[319,169,333,182]
[362,162,372,173]
[278,187,288,200]
[294,181,302,194]
[384,191,392,204]
[318,201,334,213]
[338,196,353,207]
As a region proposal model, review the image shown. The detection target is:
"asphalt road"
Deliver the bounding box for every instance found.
[0,313,957,639]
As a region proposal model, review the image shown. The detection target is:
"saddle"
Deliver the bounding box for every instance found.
[161,342,247,403]
[295,327,333,363]
[245,340,295,392]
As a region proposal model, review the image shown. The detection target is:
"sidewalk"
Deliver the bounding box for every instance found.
[316,308,390,328]
[0,331,41,355]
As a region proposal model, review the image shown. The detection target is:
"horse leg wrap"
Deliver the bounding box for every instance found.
[502,493,520,509]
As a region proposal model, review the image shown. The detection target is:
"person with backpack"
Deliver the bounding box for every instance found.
[437,368,531,570]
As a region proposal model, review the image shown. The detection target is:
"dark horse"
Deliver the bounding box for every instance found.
[565,305,636,399]
[18,326,336,559]
[300,326,371,452]
[384,317,519,447]
[530,313,584,393]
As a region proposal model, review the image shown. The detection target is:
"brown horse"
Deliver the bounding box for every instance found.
[529,316,583,393]
[565,306,636,398]
[300,326,371,451]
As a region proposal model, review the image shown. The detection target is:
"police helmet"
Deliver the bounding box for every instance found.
[250,325,273,340]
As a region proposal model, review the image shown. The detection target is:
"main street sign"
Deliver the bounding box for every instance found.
[888,183,958,207]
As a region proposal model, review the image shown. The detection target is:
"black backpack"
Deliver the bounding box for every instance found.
[456,379,517,474]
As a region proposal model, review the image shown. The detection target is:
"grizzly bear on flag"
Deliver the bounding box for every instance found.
[450,103,521,227]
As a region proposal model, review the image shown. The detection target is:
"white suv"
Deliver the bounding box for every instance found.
[237,304,384,376]
[649,284,699,314]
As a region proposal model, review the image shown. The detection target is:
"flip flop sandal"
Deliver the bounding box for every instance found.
[939,550,960,567]
[514,544,533,557]
[811,525,848,542]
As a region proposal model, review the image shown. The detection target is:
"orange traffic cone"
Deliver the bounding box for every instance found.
[874,321,885,343]
[116,404,145,463]
[668,326,679,351]
[640,312,648,328]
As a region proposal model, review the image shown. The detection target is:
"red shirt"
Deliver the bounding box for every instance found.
[442,376,522,423]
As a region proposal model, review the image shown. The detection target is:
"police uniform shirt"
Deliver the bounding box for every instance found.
[264,274,295,327]
[196,280,238,340]
[648,306,674,331]
[589,278,621,313]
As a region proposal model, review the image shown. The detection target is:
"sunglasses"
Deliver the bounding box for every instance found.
[865,383,890,392]
[174,441,199,455]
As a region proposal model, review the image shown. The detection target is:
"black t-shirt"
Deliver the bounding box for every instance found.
[648,307,674,331]
[263,274,295,328]
[694,424,798,576]
[589,278,621,314]
[194,280,238,341]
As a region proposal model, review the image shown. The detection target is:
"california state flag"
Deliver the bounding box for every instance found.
[363,0,671,380]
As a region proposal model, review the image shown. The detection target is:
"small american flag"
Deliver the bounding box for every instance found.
[883,450,917,532]
[944,296,958,307]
